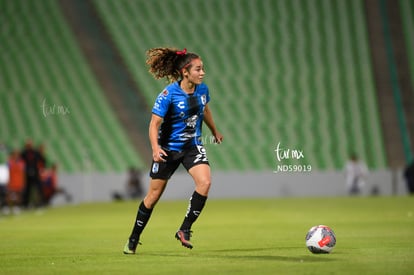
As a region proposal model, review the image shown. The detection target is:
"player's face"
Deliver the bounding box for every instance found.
[186,58,205,84]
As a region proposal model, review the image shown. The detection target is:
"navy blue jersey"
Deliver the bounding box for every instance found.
[152,81,210,151]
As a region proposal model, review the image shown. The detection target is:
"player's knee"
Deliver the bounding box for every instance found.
[196,177,211,195]
[144,196,158,209]
[145,190,162,208]
[204,178,211,190]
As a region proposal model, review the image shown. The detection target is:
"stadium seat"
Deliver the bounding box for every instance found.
[400,0,414,93]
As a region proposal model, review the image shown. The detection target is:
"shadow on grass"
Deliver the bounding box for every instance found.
[145,247,339,263]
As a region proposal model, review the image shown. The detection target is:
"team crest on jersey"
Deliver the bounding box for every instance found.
[162,89,169,96]
[185,115,198,128]
[201,95,207,105]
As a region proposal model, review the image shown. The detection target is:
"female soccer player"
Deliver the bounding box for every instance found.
[124,47,223,254]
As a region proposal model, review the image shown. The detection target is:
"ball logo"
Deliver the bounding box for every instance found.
[318,236,332,247]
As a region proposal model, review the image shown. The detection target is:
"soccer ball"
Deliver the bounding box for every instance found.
[305,225,336,254]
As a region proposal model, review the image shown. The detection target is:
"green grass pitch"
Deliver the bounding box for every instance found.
[0,196,413,274]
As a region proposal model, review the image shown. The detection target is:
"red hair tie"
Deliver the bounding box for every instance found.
[176,48,187,55]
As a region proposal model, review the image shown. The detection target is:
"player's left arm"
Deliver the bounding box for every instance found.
[203,103,223,144]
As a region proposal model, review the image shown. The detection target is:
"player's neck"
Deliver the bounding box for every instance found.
[180,80,195,94]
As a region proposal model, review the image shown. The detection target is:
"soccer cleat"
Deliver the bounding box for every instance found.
[123,239,141,255]
[175,230,193,249]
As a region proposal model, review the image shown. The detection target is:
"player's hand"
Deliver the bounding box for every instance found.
[213,131,224,144]
[153,147,168,162]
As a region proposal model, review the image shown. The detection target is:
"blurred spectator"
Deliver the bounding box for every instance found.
[0,162,9,211]
[344,153,369,195]
[5,150,25,214]
[20,139,44,208]
[0,142,9,209]
[37,143,47,168]
[112,167,143,201]
[40,163,72,205]
[127,167,144,199]
[404,159,414,195]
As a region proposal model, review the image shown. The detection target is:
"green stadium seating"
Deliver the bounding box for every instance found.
[92,0,388,170]
[94,0,387,170]
[0,0,144,172]
[400,0,414,93]
[0,0,389,171]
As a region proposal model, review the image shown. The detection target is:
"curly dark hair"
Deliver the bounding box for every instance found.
[146,47,200,82]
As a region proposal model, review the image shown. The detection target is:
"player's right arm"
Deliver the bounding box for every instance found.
[149,114,167,162]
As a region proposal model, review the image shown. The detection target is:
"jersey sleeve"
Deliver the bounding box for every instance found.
[202,84,210,105]
[152,89,171,118]
[206,87,210,104]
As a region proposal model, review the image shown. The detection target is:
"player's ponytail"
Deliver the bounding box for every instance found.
[146,47,199,82]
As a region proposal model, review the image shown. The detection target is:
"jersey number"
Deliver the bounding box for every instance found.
[194,145,208,163]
